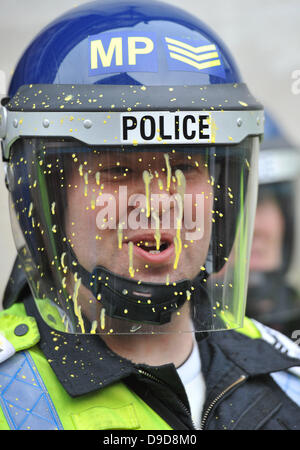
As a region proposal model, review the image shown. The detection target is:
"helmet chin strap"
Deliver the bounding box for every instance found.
[65,244,209,325]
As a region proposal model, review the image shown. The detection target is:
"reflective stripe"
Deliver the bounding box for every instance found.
[0,333,15,363]
[251,320,300,406]
[0,304,172,430]
[0,350,63,430]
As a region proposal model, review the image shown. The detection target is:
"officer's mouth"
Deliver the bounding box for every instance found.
[125,233,175,264]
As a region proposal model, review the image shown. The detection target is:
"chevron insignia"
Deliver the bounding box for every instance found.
[164,36,225,77]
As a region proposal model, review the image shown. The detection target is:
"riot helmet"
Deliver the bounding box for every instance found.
[0,0,263,335]
[247,110,300,335]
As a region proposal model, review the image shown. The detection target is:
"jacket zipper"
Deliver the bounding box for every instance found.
[200,374,247,430]
[138,368,197,430]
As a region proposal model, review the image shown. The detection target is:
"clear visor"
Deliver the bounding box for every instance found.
[8,136,259,334]
[246,180,300,332]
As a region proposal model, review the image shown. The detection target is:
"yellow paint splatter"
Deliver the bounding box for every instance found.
[77,305,85,333]
[90,321,98,334]
[28,202,33,218]
[100,307,106,330]
[164,154,172,191]
[173,191,183,270]
[165,274,170,286]
[173,234,182,270]
[210,117,218,143]
[128,241,135,278]
[72,276,81,317]
[118,222,123,249]
[60,252,66,269]
[152,210,161,250]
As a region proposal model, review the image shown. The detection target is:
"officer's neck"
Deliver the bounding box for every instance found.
[101,303,194,367]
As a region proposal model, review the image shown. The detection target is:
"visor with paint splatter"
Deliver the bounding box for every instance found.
[1,84,263,334]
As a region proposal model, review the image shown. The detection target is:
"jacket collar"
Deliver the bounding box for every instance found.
[24,295,300,399]
[204,328,300,376]
[198,328,300,406]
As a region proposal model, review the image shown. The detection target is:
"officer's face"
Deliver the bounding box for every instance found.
[250,197,284,272]
[65,149,213,285]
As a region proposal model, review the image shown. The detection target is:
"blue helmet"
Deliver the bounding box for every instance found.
[1,0,263,334]
[9,0,241,95]
[256,110,300,273]
[259,111,300,184]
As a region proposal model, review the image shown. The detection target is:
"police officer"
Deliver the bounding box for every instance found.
[0,0,300,431]
[247,111,300,337]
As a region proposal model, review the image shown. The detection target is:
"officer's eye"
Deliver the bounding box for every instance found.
[100,166,133,178]
[173,164,197,173]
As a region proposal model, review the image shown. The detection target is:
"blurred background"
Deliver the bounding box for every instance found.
[0,0,300,313]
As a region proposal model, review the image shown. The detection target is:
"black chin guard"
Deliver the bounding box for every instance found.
[90,266,193,325]
[74,258,200,324]
[66,241,208,325]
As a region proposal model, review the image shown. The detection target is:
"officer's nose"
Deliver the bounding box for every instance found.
[150,174,184,229]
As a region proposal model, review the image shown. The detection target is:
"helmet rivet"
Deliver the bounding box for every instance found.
[13,118,18,128]
[83,119,93,129]
[237,118,243,127]
[43,119,50,128]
